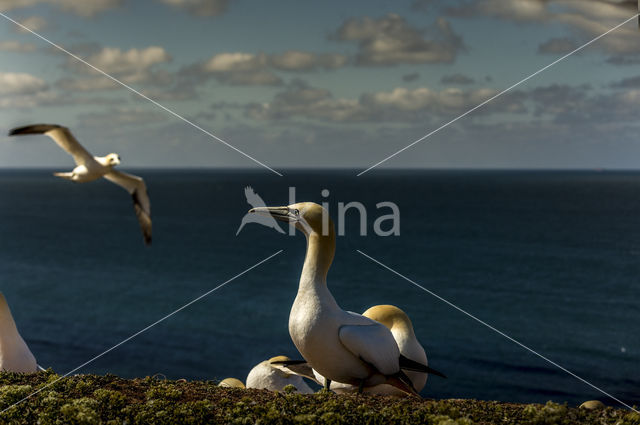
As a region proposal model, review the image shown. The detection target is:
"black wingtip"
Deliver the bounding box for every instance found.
[399,354,447,378]
[269,359,308,366]
[8,124,62,137]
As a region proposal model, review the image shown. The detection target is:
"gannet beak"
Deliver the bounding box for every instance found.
[249,206,297,223]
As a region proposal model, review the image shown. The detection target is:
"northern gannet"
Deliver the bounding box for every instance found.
[245,355,314,393]
[218,377,245,388]
[8,124,152,245]
[276,304,444,395]
[0,293,38,373]
[250,203,435,396]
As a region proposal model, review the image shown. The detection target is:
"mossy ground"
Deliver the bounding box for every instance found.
[0,370,637,424]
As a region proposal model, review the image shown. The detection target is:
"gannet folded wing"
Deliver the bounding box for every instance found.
[103,170,152,245]
[338,322,400,376]
[9,124,94,166]
[269,359,320,383]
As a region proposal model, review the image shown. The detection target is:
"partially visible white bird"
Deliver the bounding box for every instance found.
[236,187,284,235]
[0,293,38,373]
[245,355,314,394]
[8,124,152,245]
[250,202,435,396]
[218,377,245,388]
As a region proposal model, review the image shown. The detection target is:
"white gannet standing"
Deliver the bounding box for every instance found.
[8,124,152,245]
[275,304,444,395]
[236,186,284,236]
[250,202,432,396]
[218,377,246,388]
[0,293,38,373]
[245,355,314,394]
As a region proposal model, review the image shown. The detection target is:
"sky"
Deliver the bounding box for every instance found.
[0,0,639,171]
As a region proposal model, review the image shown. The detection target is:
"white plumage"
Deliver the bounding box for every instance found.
[0,293,38,373]
[8,124,152,245]
[245,356,314,393]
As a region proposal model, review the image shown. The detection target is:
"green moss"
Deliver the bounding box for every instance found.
[0,371,635,424]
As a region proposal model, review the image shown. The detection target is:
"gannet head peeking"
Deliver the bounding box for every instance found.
[218,377,245,388]
[363,305,416,338]
[250,202,333,238]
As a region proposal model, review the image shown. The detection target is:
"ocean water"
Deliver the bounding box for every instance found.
[0,169,638,406]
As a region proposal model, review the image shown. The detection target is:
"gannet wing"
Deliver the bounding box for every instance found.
[339,323,400,376]
[244,186,266,208]
[103,170,152,245]
[8,124,94,166]
[269,359,320,384]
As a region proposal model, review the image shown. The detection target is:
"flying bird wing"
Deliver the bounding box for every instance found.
[244,186,266,208]
[339,322,400,376]
[8,124,94,166]
[103,170,152,245]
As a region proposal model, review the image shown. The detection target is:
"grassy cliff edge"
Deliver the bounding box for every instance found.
[0,371,638,424]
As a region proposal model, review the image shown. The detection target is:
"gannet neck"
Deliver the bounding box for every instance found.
[299,221,335,289]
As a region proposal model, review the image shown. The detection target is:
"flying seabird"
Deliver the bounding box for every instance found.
[245,355,314,393]
[0,293,39,373]
[8,124,152,245]
[250,203,442,396]
[236,186,284,235]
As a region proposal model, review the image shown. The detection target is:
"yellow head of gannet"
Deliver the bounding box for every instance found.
[0,293,38,373]
[218,377,245,388]
[363,305,428,394]
[249,203,429,397]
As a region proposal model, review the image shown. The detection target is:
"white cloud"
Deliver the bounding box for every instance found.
[0,40,37,52]
[184,52,281,86]
[86,46,171,74]
[334,14,464,65]
[537,37,579,54]
[157,0,229,16]
[0,72,47,95]
[78,106,167,127]
[0,0,122,17]
[203,52,267,72]
[14,15,46,32]
[65,46,173,86]
[448,0,640,61]
[55,77,119,91]
[269,51,348,71]
[245,80,508,123]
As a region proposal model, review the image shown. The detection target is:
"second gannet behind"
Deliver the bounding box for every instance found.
[250,203,429,395]
[0,293,38,373]
[361,305,430,395]
[245,356,314,394]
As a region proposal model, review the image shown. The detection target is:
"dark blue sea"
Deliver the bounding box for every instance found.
[0,169,638,406]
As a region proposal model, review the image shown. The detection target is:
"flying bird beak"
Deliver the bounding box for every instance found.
[249,206,295,223]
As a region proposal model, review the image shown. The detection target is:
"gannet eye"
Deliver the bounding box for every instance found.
[293,209,300,216]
